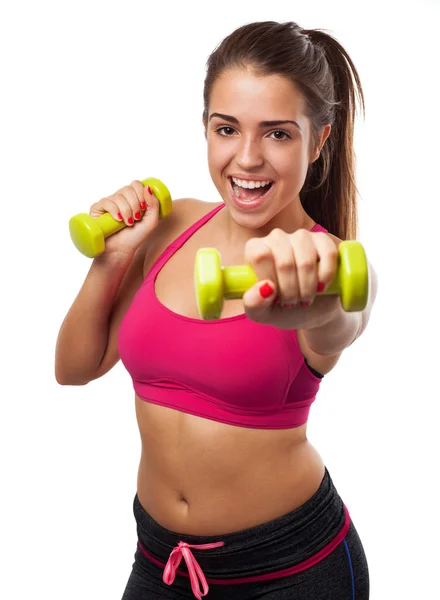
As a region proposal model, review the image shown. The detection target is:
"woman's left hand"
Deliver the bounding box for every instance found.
[242,228,342,329]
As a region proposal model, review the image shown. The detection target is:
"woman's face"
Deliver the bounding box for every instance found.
[205,67,328,230]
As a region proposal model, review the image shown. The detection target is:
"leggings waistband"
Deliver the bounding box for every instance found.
[132,467,350,597]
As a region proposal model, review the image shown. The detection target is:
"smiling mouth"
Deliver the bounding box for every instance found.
[228,177,274,201]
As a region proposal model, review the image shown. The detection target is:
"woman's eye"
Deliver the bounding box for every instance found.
[270,130,290,141]
[216,126,236,136]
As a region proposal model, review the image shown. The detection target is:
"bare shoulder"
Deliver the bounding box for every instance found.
[142,198,222,276]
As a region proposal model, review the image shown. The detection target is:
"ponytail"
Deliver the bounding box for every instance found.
[301,28,365,239]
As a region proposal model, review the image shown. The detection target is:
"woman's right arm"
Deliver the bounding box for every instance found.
[55,243,147,385]
[55,179,162,385]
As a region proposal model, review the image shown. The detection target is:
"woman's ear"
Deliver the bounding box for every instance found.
[311,124,331,162]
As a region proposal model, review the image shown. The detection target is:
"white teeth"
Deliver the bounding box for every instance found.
[232,177,272,189]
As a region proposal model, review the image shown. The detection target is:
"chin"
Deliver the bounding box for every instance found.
[227,204,275,231]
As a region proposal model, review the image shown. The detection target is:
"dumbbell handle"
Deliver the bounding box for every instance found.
[93,211,127,237]
[195,241,368,318]
[222,265,341,299]
[225,241,368,312]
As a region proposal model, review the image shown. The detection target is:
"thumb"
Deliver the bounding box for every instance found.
[243,280,277,322]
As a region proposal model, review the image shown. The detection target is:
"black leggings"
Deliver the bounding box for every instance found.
[121,468,369,599]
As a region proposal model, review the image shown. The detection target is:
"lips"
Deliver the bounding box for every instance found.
[227,176,274,210]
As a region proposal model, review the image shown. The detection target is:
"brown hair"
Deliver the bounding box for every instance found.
[203,21,365,240]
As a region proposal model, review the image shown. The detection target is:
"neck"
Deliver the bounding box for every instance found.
[220,198,315,245]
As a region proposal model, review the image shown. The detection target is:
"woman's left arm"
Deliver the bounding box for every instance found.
[242,229,378,355]
[300,261,378,356]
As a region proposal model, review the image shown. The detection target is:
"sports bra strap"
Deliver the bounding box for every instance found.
[145,203,225,281]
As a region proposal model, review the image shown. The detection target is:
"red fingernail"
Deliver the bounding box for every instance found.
[317,282,325,293]
[128,217,134,225]
[259,283,274,298]
[117,212,123,220]
[135,211,141,220]
[140,201,146,210]
[147,186,152,195]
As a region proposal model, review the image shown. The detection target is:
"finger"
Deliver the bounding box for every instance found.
[266,228,299,306]
[118,186,142,222]
[131,180,148,216]
[312,233,339,293]
[292,230,319,305]
[244,237,278,293]
[111,193,135,225]
[90,198,124,222]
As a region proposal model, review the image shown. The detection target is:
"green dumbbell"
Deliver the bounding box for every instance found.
[69,177,172,258]
[194,241,369,320]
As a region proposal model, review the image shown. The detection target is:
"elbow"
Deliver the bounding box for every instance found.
[55,374,89,386]
[55,367,93,387]
[54,352,114,386]
[54,351,100,386]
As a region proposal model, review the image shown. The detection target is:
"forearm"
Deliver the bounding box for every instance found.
[55,251,134,384]
[303,261,378,356]
[303,305,361,356]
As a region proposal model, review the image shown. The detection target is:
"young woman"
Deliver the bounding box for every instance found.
[56,20,377,599]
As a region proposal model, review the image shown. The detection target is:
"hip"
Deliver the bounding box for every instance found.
[123,466,369,599]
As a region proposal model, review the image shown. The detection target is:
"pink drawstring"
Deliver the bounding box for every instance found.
[163,540,224,599]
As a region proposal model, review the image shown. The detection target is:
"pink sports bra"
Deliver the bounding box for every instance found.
[117,203,327,429]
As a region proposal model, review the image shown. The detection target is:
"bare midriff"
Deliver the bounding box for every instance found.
[135,395,326,536]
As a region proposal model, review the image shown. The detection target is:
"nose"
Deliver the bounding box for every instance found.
[235,135,264,170]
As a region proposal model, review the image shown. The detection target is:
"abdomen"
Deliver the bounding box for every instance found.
[134,395,326,536]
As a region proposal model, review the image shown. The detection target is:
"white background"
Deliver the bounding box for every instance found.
[1,0,439,598]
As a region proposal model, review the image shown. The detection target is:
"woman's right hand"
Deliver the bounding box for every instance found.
[89,180,161,256]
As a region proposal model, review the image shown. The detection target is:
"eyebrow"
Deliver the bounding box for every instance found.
[209,112,302,131]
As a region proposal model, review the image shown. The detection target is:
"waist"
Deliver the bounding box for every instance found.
[133,466,350,581]
[135,396,325,535]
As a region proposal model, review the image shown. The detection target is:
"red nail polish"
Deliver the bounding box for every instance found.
[140,201,146,210]
[147,186,152,195]
[128,217,134,225]
[260,283,274,298]
[317,282,325,293]
[135,211,141,220]
[117,212,123,220]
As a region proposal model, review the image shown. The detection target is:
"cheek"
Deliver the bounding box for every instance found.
[276,145,309,181]
[207,144,225,187]
[207,137,231,173]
